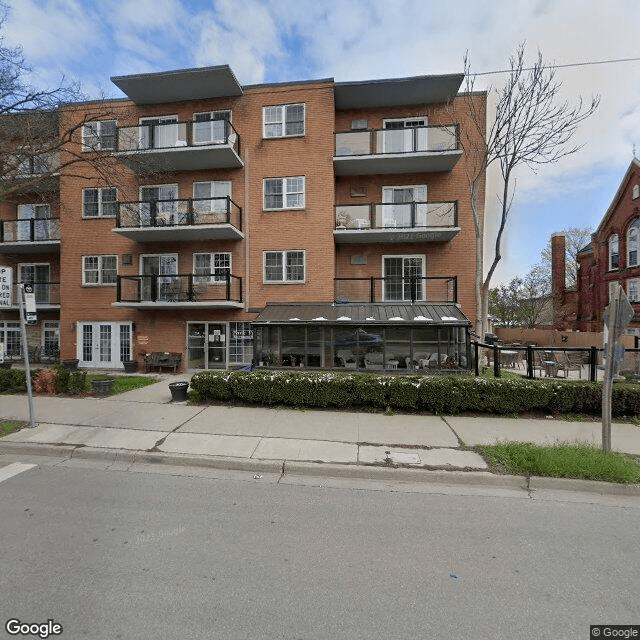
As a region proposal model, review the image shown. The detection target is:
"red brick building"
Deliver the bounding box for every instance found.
[553,158,640,335]
[0,65,486,372]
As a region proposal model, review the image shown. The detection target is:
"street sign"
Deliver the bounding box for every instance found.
[0,266,12,307]
[604,287,635,338]
[23,283,37,324]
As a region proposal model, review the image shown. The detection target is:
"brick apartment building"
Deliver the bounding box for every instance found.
[0,65,486,373]
[552,158,640,336]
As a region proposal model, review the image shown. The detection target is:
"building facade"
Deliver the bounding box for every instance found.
[553,159,640,336]
[0,65,486,372]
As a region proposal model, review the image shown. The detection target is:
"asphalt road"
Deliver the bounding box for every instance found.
[0,457,639,640]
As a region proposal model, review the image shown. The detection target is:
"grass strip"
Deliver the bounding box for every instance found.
[0,420,23,436]
[476,442,640,484]
[86,375,158,395]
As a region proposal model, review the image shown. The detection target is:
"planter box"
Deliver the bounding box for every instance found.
[123,360,138,373]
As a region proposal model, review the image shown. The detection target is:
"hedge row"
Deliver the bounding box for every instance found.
[190,370,640,416]
[0,366,87,395]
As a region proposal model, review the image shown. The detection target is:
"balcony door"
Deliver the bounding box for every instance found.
[141,254,178,301]
[383,118,427,154]
[193,111,230,145]
[18,263,50,304]
[382,186,427,228]
[383,255,425,302]
[139,185,178,225]
[139,116,179,149]
[17,204,50,241]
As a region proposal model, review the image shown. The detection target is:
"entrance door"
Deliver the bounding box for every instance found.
[79,322,132,368]
[187,322,227,369]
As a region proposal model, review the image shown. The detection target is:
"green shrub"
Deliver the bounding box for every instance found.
[0,368,27,392]
[187,370,640,417]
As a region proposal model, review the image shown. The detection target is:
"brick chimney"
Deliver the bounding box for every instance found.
[551,233,566,298]
[551,233,566,328]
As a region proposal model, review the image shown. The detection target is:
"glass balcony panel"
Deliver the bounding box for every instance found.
[335,204,370,229]
[335,131,371,156]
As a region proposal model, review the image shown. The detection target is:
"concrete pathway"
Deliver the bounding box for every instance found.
[1,375,640,494]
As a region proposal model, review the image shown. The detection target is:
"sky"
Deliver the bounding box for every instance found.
[3,0,639,285]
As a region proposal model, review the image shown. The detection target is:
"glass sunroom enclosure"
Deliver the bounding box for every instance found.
[253,303,471,372]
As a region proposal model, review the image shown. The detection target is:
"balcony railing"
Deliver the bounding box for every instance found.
[0,218,61,243]
[116,197,242,231]
[336,201,457,229]
[334,276,457,304]
[116,273,243,305]
[116,118,240,153]
[9,282,60,306]
[335,125,459,157]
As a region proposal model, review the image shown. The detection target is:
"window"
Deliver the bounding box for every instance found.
[193,111,230,144]
[264,250,305,282]
[609,234,619,270]
[628,219,640,267]
[383,117,427,153]
[82,120,116,151]
[83,188,117,218]
[83,255,117,285]
[264,177,305,210]
[42,321,60,358]
[194,253,231,283]
[0,322,21,359]
[139,116,179,149]
[193,181,231,214]
[383,255,425,301]
[263,104,305,138]
[628,279,640,302]
[17,154,51,176]
[633,184,639,200]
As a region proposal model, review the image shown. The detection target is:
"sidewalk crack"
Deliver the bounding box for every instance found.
[439,415,463,447]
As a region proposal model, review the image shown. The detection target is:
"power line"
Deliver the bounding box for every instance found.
[473,56,640,76]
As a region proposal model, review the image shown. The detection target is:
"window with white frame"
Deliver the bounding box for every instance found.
[42,321,60,358]
[264,250,305,282]
[193,181,231,214]
[0,322,21,359]
[193,111,231,144]
[628,278,640,302]
[628,218,640,267]
[609,234,619,270]
[194,252,231,283]
[83,187,117,218]
[82,120,116,151]
[264,176,305,210]
[83,255,117,285]
[263,104,305,138]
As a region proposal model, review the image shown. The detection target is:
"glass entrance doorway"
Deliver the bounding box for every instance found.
[188,323,226,369]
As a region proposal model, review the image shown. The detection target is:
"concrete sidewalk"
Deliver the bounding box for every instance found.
[1,374,640,493]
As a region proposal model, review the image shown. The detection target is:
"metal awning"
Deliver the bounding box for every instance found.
[253,303,470,325]
[334,73,464,109]
[111,65,243,105]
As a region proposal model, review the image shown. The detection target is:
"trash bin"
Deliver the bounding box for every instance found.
[169,381,189,402]
[484,333,499,345]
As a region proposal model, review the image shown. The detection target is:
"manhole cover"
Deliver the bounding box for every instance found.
[389,452,421,465]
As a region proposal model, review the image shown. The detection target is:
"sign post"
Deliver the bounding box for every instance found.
[18,284,37,429]
[0,265,12,308]
[602,284,634,451]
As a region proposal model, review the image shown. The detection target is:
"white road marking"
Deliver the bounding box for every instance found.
[0,463,37,483]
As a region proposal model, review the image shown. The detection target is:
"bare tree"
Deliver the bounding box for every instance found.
[539,226,593,289]
[459,44,599,336]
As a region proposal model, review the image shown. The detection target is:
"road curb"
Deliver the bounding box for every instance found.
[2,441,639,496]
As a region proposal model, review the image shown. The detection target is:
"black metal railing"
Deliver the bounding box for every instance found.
[116,273,242,304]
[115,119,240,155]
[335,201,457,230]
[116,197,242,231]
[334,276,457,304]
[335,124,459,157]
[0,218,60,243]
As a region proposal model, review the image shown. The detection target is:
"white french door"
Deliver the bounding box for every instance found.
[141,254,178,301]
[79,322,132,369]
[383,118,427,154]
[382,186,427,228]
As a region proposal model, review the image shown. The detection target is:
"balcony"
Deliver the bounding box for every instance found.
[0,218,60,253]
[3,282,60,309]
[113,119,243,172]
[7,153,60,193]
[334,201,459,243]
[113,197,243,242]
[334,276,457,304]
[334,125,461,175]
[114,273,243,309]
